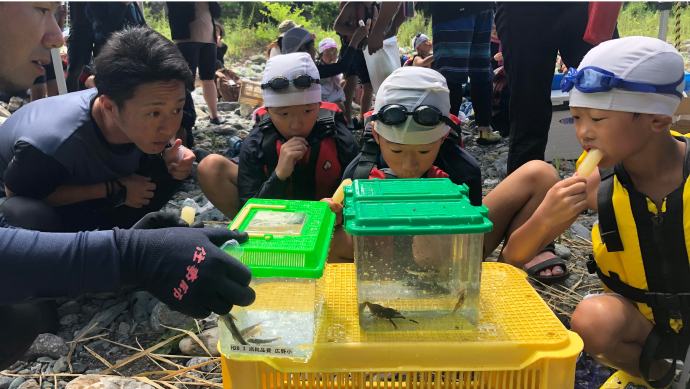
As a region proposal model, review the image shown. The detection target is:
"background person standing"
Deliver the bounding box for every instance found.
[167,2,226,125]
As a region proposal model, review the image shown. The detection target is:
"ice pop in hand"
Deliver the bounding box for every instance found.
[577,149,603,178]
[332,179,353,205]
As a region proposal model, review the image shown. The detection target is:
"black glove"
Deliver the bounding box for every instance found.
[132,212,205,229]
[114,227,254,318]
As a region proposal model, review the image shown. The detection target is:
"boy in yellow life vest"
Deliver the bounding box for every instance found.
[525,36,689,389]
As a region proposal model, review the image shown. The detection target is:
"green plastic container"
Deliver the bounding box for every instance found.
[344,178,492,332]
[219,199,335,362]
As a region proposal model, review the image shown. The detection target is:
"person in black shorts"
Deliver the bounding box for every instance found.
[167,2,225,125]
[66,2,95,92]
[334,1,378,129]
[86,2,146,58]
[0,27,198,232]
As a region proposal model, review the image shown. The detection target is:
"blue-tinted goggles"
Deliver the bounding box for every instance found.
[560,66,684,99]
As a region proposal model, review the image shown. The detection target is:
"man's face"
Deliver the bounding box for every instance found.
[0,2,63,93]
[267,103,320,140]
[108,81,186,154]
[572,107,662,169]
[374,126,445,179]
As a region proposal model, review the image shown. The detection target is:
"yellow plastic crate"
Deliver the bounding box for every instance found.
[220,263,583,389]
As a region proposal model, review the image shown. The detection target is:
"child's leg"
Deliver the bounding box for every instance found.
[571,295,668,379]
[359,83,373,122]
[343,75,358,123]
[482,160,567,275]
[327,225,354,263]
[197,154,240,219]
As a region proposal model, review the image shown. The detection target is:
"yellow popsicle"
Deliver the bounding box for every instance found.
[181,206,196,225]
[577,149,603,178]
[332,179,353,205]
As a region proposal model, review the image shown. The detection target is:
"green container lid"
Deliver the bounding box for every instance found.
[224,199,335,278]
[343,178,492,236]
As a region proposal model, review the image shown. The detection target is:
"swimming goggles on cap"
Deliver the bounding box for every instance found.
[561,66,684,99]
[261,74,320,92]
[367,104,461,133]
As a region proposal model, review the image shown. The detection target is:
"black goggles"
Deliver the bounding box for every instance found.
[261,74,320,92]
[369,104,456,129]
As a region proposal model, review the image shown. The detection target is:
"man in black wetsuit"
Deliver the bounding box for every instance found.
[0,2,254,370]
[0,26,198,232]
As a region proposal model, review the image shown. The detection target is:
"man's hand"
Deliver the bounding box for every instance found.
[163,139,196,181]
[350,26,369,49]
[119,174,156,208]
[534,175,588,227]
[321,198,343,225]
[115,227,255,318]
[494,52,503,62]
[275,137,307,181]
[367,33,384,55]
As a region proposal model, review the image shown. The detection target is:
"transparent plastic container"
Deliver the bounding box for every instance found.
[218,199,335,362]
[343,179,492,332]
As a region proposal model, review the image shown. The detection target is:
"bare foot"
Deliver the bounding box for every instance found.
[524,250,564,277]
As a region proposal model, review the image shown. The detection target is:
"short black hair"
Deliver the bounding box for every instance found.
[632,113,641,120]
[94,27,194,108]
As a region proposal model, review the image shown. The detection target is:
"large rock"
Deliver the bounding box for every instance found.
[52,356,69,374]
[74,301,128,339]
[8,378,24,389]
[130,291,153,323]
[65,376,156,389]
[250,64,264,74]
[0,376,15,389]
[553,244,571,260]
[217,101,239,112]
[149,303,191,332]
[249,54,267,64]
[59,314,78,326]
[568,223,591,241]
[179,327,219,357]
[200,124,235,136]
[22,334,69,361]
[16,380,39,389]
[239,102,255,118]
[185,357,217,372]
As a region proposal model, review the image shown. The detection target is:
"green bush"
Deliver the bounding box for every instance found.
[144,6,171,41]
[618,1,690,45]
[396,11,432,51]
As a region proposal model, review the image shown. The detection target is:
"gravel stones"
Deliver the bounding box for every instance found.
[179,327,219,357]
[130,291,153,323]
[66,376,156,389]
[553,244,572,260]
[57,301,80,318]
[74,301,128,339]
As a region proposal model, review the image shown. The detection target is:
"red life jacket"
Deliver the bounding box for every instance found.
[254,103,345,201]
[369,166,450,179]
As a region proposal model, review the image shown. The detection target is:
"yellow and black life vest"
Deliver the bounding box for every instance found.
[585,135,690,388]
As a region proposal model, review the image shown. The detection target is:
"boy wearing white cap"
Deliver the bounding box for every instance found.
[513,36,689,388]
[326,67,571,273]
[198,53,359,218]
[407,33,433,68]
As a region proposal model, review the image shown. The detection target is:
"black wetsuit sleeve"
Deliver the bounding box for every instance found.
[4,142,70,200]
[316,46,357,79]
[1,228,122,304]
[237,131,289,206]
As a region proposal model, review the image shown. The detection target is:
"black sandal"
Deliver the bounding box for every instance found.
[524,243,569,285]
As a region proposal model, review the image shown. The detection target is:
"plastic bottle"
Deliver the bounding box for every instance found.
[227,136,243,157]
[180,198,198,225]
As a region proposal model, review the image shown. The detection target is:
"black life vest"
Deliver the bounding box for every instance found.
[255,104,347,201]
[586,136,690,388]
